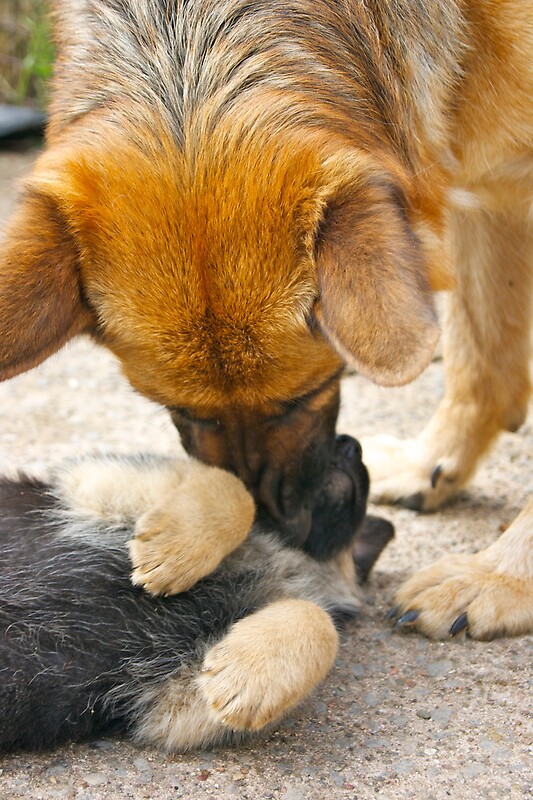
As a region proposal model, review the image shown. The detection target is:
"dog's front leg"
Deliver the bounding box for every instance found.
[129,463,255,595]
[389,499,533,639]
[56,455,255,594]
[363,195,532,511]
[198,599,338,731]
[132,599,338,751]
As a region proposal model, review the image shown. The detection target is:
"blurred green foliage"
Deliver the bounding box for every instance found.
[0,0,54,107]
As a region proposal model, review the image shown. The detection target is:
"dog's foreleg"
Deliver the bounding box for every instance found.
[363,191,532,511]
[390,499,533,639]
[54,454,192,522]
[198,599,338,732]
[55,454,255,595]
[131,599,338,750]
[129,463,255,595]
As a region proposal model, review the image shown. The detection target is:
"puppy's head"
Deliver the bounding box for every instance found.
[299,433,393,582]
[302,433,369,561]
[0,124,439,544]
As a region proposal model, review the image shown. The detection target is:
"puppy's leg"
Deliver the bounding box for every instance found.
[129,465,255,595]
[132,600,338,750]
[54,455,192,522]
[199,599,338,731]
[131,664,237,752]
[363,199,531,511]
[390,499,533,640]
[56,455,255,595]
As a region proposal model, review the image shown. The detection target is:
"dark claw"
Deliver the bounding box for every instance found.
[386,605,400,620]
[395,610,420,628]
[450,612,469,637]
[431,464,443,489]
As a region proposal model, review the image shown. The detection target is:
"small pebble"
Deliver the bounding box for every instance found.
[431,707,454,727]
[280,789,306,800]
[463,762,489,778]
[84,773,108,786]
[352,663,365,678]
[133,757,151,772]
[393,759,416,775]
[425,659,454,678]
[91,740,113,751]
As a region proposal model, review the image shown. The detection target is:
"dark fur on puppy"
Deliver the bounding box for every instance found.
[0,435,392,752]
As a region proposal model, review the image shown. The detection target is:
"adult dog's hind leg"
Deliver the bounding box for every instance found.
[364,198,532,511]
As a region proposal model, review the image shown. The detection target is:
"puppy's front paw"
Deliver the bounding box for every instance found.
[129,470,255,595]
[199,600,338,731]
[361,434,463,511]
[389,554,533,640]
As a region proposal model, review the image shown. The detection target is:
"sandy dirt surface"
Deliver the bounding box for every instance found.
[0,147,531,799]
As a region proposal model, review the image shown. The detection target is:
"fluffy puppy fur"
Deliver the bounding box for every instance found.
[0,436,393,752]
[0,1,531,638]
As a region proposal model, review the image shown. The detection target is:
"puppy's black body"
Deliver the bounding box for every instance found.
[0,437,392,752]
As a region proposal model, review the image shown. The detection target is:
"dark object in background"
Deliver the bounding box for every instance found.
[0,104,45,141]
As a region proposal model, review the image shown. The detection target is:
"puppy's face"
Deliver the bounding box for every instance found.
[302,433,369,560]
[0,126,439,545]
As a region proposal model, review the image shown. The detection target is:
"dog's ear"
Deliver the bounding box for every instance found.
[0,189,94,381]
[314,178,439,386]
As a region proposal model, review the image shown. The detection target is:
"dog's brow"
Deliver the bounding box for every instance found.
[169,407,222,429]
[273,368,343,418]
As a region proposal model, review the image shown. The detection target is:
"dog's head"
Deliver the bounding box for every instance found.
[0,125,440,544]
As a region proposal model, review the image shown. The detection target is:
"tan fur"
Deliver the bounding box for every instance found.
[0,1,531,634]
[394,501,533,640]
[199,599,339,731]
[133,599,339,749]
[132,665,231,752]
[56,455,255,595]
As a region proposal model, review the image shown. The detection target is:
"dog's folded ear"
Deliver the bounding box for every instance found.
[313,177,439,386]
[0,189,95,381]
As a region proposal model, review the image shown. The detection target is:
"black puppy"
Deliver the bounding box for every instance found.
[0,435,392,752]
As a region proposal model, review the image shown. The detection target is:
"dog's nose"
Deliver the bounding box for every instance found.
[335,434,362,462]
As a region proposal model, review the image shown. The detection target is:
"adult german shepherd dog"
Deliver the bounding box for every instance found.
[0,436,393,751]
[0,1,531,639]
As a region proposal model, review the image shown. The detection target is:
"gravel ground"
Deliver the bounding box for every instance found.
[0,147,531,800]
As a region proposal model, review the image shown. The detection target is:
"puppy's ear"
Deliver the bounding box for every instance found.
[314,178,439,386]
[0,189,94,381]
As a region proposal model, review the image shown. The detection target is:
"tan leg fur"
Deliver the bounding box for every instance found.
[363,175,532,511]
[393,500,533,640]
[55,456,255,595]
[198,599,339,731]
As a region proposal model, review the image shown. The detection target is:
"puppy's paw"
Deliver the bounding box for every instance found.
[361,434,463,511]
[389,554,533,640]
[198,599,338,731]
[129,470,255,595]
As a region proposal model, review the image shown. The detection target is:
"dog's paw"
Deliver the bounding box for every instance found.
[198,600,338,731]
[361,434,463,511]
[389,553,533,640]
[129,471,255,595]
